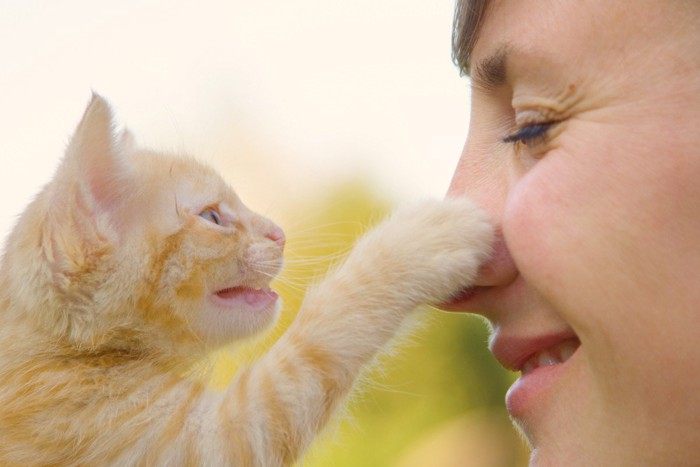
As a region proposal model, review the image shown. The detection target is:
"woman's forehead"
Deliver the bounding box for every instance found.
[467,1,614,78]
[466,0,681,64]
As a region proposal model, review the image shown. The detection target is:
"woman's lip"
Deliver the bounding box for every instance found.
[506,356,566,419]
[505,344,581,420]
[490,330,580,372]
[493,332,581,423]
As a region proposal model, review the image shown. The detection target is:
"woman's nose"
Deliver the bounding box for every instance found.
[473,227,518,288]
[446,151,517,289]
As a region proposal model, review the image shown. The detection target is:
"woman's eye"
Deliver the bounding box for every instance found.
[199,208,222,225]
[503,123,553,147]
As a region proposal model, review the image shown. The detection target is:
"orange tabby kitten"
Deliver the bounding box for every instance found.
[0,95,492,466]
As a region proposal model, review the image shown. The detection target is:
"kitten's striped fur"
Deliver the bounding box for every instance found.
[0,95,493,466]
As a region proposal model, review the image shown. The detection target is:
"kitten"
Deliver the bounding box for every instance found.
[0,95,493,466]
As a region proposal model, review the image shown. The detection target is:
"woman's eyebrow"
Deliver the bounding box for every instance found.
[471,46,509,91]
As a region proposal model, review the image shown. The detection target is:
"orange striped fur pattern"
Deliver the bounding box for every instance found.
[0,95,493,466]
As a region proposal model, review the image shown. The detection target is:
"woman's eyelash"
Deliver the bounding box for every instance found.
[503,123,553,145]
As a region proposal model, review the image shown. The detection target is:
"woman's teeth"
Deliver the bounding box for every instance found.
[521,339,579,375]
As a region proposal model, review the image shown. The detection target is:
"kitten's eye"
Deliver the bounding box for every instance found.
[199,208,222,225]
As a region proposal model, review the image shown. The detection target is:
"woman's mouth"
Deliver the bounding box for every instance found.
[491,333,581,419]
[520,338,579,375]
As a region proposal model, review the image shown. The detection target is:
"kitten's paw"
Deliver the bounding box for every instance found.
[351,197,494,306]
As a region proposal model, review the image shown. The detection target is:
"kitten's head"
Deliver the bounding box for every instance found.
[2,95,285,357]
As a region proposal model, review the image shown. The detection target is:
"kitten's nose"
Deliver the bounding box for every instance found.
[265,226,286,251]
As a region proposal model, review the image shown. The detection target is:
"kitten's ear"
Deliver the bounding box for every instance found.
[62,93,132,215]
[117,128,137,154]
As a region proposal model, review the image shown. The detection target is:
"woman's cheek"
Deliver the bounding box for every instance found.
[502,168,570,293]
[502,162,604,316]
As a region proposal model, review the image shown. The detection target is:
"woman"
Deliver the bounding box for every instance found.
[440,0,700,465]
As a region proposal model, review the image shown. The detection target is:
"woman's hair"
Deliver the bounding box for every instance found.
[452,0,489,75]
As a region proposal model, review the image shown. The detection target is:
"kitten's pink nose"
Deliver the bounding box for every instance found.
[265,226,286,251]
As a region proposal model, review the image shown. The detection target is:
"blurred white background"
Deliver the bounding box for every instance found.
[0,0,471,243]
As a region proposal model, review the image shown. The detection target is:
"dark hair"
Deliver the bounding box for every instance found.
[452,0,489,75]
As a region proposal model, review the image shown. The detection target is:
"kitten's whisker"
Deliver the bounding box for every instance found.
[285,231,359,242]
[284,248,352,260]
[249,267,310,290]
[285,245,354,254]
[283,221,366,239]
[270,275,305,286]
[280,257,349,267]
[272,283,307,296]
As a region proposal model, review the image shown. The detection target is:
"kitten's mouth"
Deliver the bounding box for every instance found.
[213,286,279,311]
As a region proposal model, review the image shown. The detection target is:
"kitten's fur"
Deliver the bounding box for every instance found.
[0,95,492,466]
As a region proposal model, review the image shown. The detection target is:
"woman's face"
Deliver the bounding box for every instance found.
[445,0,700,464]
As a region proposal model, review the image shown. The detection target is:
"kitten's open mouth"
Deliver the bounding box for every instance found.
[214,286,279,311]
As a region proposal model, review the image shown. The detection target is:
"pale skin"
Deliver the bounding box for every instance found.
[440,0,700,465]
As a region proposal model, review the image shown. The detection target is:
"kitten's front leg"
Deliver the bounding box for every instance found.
[331,196,494,309]
[209,197,493,466]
